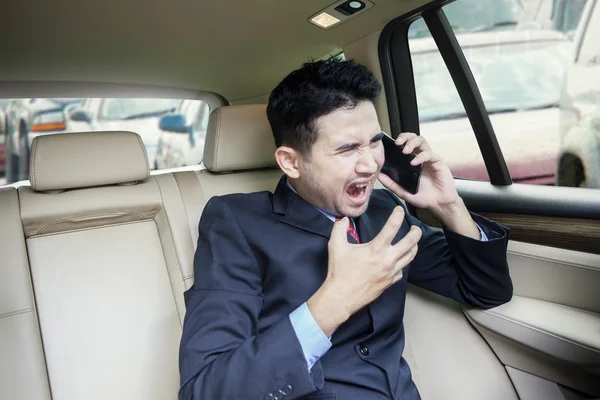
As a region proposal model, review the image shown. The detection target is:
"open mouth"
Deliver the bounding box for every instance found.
[346,182,369,199]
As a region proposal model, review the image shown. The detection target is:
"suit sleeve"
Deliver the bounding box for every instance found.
[386,193,513,309]
[179,196,324,400]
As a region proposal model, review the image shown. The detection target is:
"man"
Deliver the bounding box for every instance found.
[179,59,513,400]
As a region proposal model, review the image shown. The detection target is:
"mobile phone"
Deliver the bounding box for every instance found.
[380,133,422,195]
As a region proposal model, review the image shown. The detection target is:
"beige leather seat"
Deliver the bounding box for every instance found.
[6,131,187,400]
[170,104,283,286]
[1,186,52,400]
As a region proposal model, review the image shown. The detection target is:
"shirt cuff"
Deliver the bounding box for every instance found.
[476,222,489,242]
[289,302,332,370]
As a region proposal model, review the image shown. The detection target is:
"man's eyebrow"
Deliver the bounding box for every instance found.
[334,132,385,152]
[371,132,384,142]
[335,142,361,152]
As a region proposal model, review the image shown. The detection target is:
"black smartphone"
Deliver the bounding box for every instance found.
[380,133,422,195]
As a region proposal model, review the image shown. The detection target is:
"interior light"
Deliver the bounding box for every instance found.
[310,12,341,29]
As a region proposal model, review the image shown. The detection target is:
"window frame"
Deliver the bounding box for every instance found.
[378,0,512,186]
[575,0,599,65]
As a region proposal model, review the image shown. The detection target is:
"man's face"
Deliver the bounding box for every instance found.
[293,101,385,218]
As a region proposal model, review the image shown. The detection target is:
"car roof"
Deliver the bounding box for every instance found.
[0,0,433,102]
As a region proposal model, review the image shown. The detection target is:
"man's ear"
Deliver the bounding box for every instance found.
[275,146,302,179]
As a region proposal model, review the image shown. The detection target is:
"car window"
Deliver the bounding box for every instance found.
[193,102,210,133]
[98,98,180,121]
[555,0,600,189]
[560,0,587,32]
[519,0,587,33]
[404,0,598,189]
[407,24,487,181]
[0,97,209,186]
[408,0,522,39]
[414,41,567,122]
[577,0,600,65]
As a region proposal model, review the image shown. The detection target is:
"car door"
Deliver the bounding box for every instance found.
[374,0,600,397]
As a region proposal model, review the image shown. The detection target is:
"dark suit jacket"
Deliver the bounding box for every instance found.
[179,176,513,400]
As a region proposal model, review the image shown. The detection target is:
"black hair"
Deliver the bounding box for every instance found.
[267,58,381,156]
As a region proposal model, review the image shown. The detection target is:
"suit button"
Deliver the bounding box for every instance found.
[359,344,370,356]
[264,394,274,400]
[274,390,285,400]
[282,385,292,395]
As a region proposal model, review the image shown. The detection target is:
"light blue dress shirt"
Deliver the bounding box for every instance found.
[285,179,488,370]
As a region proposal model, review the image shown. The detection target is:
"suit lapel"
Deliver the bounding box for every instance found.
[356,212,377,244]
[272,176,333,239]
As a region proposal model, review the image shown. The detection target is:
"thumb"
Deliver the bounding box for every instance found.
[330,217,350,244]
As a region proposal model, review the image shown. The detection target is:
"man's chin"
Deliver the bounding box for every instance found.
[340,201,370,219]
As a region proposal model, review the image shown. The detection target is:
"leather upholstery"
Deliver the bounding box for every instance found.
[27,222,181,400]
[29,131,149,191]
[468,296,600,366]
[11,131,185,399]
[0,188,52,400]
[203,104,278,172]
[19,180,162,237]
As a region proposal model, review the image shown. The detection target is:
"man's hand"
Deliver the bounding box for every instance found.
[378,132,458,213]
[307,207,422,337]
[378,132,481,240]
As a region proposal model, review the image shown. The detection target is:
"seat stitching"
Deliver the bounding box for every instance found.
[173,172,203,247]
[404,337,422,396]
[0,308,33,320]
[133,132,150,173]
[481,309,600,354]
[29,219,151,238]
[154,177,186,324]
[37,212,144,235]
[508,250,600,273]
[31,137,38,188]
[213,109,222,170]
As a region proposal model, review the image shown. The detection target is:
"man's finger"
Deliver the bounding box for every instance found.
[378,173,413,201]
[396,132,417,146]
[392,243,419,278]
[391,226,422,261]
[402,136,428,154]
[329,217,350,245]
[391,269,404,285]
[410,151,432,166]
[372,206,405,247]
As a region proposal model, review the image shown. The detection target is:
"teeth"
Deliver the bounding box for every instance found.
[355,183,368,188]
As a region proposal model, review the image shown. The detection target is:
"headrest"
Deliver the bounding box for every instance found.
[203,104,278,172]
[30,131,150,191]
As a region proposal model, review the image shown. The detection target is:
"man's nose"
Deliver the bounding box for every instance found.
[356,149,379,174]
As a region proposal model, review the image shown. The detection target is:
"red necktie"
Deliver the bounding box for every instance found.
[336,217,360,244]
